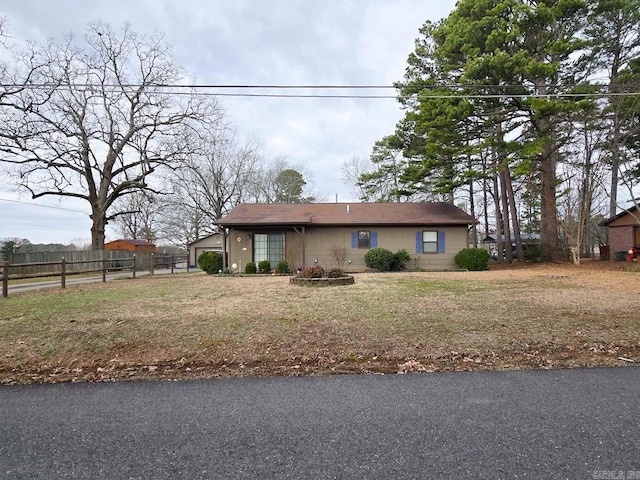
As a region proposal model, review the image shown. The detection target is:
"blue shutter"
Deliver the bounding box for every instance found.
[438,231,446,254]
[371,231,377,248]
[351,231,357,249]
[415,231,423,254]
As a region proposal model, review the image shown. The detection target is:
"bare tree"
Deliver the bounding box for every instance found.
[249,157,319,203]
[341,155,372,200]
[170,125,262,227]
[154,183,203,249]
[111,190,158,242]
[0,21,222,249]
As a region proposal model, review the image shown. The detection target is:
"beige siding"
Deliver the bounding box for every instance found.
[228,226,470,272]
[227,232,254,272]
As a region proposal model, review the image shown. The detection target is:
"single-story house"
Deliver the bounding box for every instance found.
[104,239,156,253]
[600,207,640,259]
[218,202,479,272]
[188,233,226,267]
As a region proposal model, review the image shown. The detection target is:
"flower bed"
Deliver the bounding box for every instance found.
[289,275,355,287]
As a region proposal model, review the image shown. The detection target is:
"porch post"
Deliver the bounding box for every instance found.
[222,228,228,270]
[302,226,306,268]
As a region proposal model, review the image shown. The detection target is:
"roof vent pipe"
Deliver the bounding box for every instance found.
[346,204,350,213]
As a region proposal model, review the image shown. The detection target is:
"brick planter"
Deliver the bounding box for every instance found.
[289,275,355,287]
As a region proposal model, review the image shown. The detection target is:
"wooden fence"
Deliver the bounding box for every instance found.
[2,253,189,298]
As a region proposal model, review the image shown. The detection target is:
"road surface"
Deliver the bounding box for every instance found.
[1,367,638,479]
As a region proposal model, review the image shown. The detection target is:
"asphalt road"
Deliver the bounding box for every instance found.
[1,368,638,479]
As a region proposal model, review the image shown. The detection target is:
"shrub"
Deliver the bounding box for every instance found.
[328,244,347,269]
[523,244,543,263]
[364,247,394,272]
[454,248,490,271]
[326,268,345,278]
[197,251,223,274]
[258,260,271,274]
[301,265,325,278]
[391,248,412,271]
[244,262,257,274]
[276,260,290,274]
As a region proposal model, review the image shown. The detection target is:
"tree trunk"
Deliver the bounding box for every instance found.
[505,168,524,261]
[493,173,504,262]
[500,167,513,263]
[90,210,107,250]
[539,143,560,261]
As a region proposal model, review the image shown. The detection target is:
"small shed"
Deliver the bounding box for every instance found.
[600,207,640,260]
[188,233,225,267]
[104,239,156,253]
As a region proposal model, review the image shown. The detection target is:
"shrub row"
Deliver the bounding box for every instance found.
[244,260,291,274]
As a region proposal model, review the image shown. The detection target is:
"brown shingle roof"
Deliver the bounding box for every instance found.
[219,203,478,227]
[599,206,640,226]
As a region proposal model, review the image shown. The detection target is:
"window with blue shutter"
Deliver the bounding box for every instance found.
[418,230,445,254]
[438,231,446,253]
[352,231,374,249]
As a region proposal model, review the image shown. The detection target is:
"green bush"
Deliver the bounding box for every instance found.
[365,247,411,272]
[301,265,325,278]
[364,247,395,272]
[523,244,543,263]
[276,260,290,274]
[454,248,490,271]
[258,260,271,274]
[391,248,411,271]
[244,262,257,274]
[197,251,223,274]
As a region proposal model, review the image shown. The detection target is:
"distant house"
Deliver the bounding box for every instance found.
[188,233,226,267]
[218,202,478,272]
[600,207,640,258]
[104,239,156,253]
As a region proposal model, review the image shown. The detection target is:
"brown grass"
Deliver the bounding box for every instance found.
[1,261,639,384]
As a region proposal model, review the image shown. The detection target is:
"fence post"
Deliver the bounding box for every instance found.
[2,261,8,298]
[171,255,175,274]
[61,257,66,289]
[132,254,136,279]
[102,256,107,283]
[150,253,155,276]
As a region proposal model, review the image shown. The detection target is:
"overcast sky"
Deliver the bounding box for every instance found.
[0,0,456,245]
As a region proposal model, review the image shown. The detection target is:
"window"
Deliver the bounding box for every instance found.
[254,233,285,267]
[351,231,377,249]
[422,231,438,253]
[358,230,370,249]
[416,230,445,254]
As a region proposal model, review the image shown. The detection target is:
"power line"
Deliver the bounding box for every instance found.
[3,81,637,89]
[0,197,89,215]
[3,82,640,99]
[2,85,639,99]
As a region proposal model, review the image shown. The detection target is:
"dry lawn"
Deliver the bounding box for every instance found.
[1,262,639,384]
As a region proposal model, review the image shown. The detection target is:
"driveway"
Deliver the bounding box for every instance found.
[1,367,638,479]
